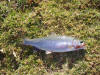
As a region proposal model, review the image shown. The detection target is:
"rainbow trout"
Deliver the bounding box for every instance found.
[23,34,85,54]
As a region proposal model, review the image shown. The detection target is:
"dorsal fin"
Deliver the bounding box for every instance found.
[48,32,57,37]
[51,32,57,35]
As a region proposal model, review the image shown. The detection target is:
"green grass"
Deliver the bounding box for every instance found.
[0,0,100,75]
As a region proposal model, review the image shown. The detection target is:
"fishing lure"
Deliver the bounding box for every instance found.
[23,34,85,54]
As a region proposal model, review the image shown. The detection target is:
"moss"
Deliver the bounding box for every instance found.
[0,0,100,75]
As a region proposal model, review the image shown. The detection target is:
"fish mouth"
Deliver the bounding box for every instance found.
[82,42,85,46]
[81,43,86,49]
[75,43,85,49]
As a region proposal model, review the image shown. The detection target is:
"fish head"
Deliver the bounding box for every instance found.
[72,39,85,50]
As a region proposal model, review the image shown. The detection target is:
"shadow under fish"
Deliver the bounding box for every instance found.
[22,34,86,70]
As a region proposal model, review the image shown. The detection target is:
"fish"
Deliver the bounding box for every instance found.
[23,34,85,54]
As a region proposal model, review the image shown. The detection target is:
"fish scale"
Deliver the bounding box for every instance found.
[23,34,85,53]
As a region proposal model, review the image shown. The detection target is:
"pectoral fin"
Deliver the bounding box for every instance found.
[46,51,52,54]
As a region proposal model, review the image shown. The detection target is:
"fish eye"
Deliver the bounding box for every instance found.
[80,41,84,43]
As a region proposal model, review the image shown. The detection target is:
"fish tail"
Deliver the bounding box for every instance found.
[23,39,28,45]
[23,39,33,45]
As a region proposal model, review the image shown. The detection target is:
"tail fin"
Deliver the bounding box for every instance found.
[23,39,32,45]
[23,38,37,46]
